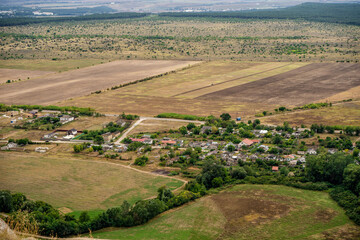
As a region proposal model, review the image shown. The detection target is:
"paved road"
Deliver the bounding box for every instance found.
[115,117,205,144]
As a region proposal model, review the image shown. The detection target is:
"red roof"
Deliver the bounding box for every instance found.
[272,166,279,171]
[161,140,177,145]
[130,138,145,142]
[241,138,254,146]
[252,139,261,143]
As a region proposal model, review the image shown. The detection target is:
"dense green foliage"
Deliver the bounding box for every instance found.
[159,3,360,25]
[0,186,200,237]
[156,113,205,121]
[0,103,95,116]
[0,12,148,27]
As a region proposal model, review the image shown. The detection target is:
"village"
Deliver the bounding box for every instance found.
[1,108,359,176]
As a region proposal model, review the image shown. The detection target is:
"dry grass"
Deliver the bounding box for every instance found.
[0,68,53,84]
[0,151,183,211]
[127,119,201,136]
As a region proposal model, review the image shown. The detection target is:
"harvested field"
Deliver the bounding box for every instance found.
[0,60,199,105]
[127,119,202,136]
[91,184,360,240]
[198,63,360,106]
[0,68,53,83]
[261,101,360,126]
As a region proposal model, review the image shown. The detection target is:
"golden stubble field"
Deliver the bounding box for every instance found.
[0,60,200,105]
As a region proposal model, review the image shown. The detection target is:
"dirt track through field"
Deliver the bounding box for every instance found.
[198,63,360,106]
[0,60,199,105]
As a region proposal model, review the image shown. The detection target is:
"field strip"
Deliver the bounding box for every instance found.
[174,62,307,99]
[116,116,204,144]
[139,62,265,97]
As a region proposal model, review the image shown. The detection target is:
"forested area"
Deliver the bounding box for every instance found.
[159,3,360,26]
[0,12,148,27]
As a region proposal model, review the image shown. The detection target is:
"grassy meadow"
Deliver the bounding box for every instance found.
[0,152,183,212]
[91,184,360,240]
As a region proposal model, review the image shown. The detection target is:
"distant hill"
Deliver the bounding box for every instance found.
[159,3,360,26]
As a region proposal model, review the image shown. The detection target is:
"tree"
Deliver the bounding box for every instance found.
[179,126,187,135]
[0,190,12,213]
[134,156,149,166]
[157,186,174,203]
[79,211,90,223]
[230,167,247,179]
[227,144,235,152]
[211,177,223,188]
[199,157,228,189]
[305,152,353,184]
[343,164,360,195]
[220,113,231,121]
[94,135,104,145]
[186,123,196,130]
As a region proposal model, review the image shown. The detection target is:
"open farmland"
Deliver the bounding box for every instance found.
[261,101,360,126]
[91,184,360,240]
[0,68,53,83]
[58,61,360,121]
[0,152,183,212]
[198,63,360,106]
[0,60,199,105]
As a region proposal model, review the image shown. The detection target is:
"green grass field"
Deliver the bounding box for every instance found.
[91,184,360,240]
[0,152,183,213]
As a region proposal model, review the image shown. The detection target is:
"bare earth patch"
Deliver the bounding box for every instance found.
[211,191,290,238]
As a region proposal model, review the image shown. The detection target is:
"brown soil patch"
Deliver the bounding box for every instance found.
[0,68,53,83]
[319,225,360,240]
[314,209,337,223]
[211,191,290,237]
[0,60,199,105]
[198,63,360,106]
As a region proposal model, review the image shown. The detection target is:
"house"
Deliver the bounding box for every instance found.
[102,132,114,142]
[43,132,57,139]
[200,126,212,134]
[272,166,279,172]
[130,138,152,144]
[297,151,306,155]
[35,147,49,153]
[130,138,146,143]
[116,144,128,152]
[284,154,296,161]
[161,140,177,146]
[238,138,260,148]
[29,110,38,118]
[116,119,127,127]
[259,145,269,152]
[67,129,77,136]
[102,144,113,151]
[298,157,306,164]
[306,149,317,155]
[1,142,23,151]
[289,160,298,167]
[60,115,74,123]
[328,149,337,154]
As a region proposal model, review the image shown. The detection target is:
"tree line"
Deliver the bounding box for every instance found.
[159,3,360,26]
[0,12,148,27]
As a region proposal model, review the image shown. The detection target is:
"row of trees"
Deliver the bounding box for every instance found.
[159,3,360,26]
